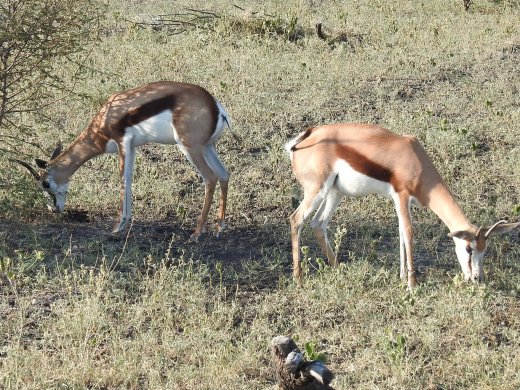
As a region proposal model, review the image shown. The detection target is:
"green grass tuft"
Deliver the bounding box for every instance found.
[1,0,520,388]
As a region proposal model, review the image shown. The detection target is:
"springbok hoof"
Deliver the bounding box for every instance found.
[214,222,225,238]
[112,226,122,234]
[112,218,128,234]
[407,273,417,290]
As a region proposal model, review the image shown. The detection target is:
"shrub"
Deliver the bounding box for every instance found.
[0,0,104,156]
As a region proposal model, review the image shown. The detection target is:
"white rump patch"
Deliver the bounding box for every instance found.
[209,99,230,145]
[284,130,308,154]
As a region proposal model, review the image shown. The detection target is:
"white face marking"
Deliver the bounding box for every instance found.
[44,175,69,213]
[452,237,486,282]
[334,160,394,197]
[126,109,176,146]
[472,246,486,282]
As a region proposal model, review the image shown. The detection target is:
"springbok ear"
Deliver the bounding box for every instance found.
[50,143,63,160]
[447,230,476,241]
[484,221,520,238]
[35,159,48,169]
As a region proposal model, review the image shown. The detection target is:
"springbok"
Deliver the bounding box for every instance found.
[286,123,520,288]
[14,81,231,240]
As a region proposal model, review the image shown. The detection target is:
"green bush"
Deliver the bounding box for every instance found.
[0,0,104,155]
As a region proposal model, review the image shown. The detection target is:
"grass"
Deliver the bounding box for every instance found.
[1,0,520,388]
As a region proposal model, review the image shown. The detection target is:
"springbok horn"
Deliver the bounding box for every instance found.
[476,226,483,238]
[50,143,63,160]
[11,159,40,180]
[484,220,508,239]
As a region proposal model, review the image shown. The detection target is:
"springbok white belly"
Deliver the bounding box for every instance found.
[104,109,178,153]
[334,159,394,197]
[127,109,177,146]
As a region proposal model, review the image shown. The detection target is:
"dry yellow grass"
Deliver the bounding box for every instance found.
[1,0,520,389]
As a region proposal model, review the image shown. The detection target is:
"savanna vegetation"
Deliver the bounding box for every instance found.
[1,0,520,388]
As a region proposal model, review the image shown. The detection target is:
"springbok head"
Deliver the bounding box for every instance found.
[13,143,69,213]
[449,220,520,282]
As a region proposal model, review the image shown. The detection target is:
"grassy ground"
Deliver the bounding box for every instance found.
[1,0,520,388]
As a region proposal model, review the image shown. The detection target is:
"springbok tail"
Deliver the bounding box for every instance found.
[284,128,313,153]
[215,100,243,145]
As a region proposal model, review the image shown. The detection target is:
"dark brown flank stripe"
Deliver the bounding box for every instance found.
[210,104,219,135]
[210,96,220,133]
[106,84,220,137]
[120,95,177,128]
[334,144,395,186]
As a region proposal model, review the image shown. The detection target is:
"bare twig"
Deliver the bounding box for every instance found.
[315,23,326,40]
[128,8,219,35]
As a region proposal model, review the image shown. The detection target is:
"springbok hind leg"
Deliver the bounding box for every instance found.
[290,172,338,283]
[310,187,345,268]
[203,144,230,236]
[181,146,219,241]
[290,190,323,283]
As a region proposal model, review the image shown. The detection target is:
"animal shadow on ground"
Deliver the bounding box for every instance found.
[0,204,463,291]
[0,211,294,290]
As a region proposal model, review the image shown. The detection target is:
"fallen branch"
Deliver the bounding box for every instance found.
[128,8,219,35]
[271,336,335,390]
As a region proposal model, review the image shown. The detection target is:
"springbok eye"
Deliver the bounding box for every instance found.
[466,246,473,255]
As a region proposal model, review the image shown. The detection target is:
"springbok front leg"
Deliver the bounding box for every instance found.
[113,136,136,233]
[393,192,415,289]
